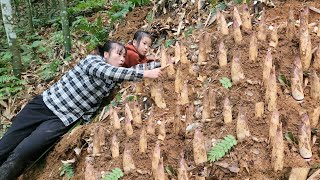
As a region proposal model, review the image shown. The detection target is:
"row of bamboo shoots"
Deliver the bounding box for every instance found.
[85,5,320,179]
[142,7,320,110]
[146,43,320,123]
[89,91,319,179]
[223,98,318,171]
[87,100,209,179]
[214,5,320,71]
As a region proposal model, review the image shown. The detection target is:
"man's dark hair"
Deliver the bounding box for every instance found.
[96,41,127,57]
[133,31,152,45]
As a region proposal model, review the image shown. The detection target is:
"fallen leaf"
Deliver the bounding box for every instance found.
[228,164,240,173]
[74,147,81,156]
[197,75,207,82]
[186,123,202,132]
[214,162,229,168]
[61,158,76,164]
[137,169,149,175]
[309,6,320,14]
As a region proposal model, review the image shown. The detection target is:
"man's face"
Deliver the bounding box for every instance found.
[104,44,126,67]
[133,36,152,56]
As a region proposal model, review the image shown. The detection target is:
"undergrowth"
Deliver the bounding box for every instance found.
[60,163,74,180]
[208,135,237,162]
[101,168,124,180]
[72,16,110,51]
[0,52,26,99]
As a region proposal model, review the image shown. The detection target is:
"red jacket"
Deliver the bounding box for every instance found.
[124,44,148,68]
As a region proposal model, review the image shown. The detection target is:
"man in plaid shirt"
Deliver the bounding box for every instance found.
[0,41,165,179]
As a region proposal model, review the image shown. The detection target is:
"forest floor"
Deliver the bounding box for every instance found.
[21,0,320,179]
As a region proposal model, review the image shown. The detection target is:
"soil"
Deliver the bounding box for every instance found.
[22,0,320,180]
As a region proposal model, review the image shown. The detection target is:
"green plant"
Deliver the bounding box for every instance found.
[101,168,124,180]
[108,1,134,23]
[22,31,65,81]
[146,10,154,23]
[278,74,290,87]
[165,165,177,176]
[0,75,26,99]
[48,31,64,45]
[60,163,74,180]
[284,131,298,145]
[128,0,150,6]
[219,77,232,89]
[0,124,11,138]
[208,135,237,162]
[126,95,136,102]
[0,47,26,99]
[210,0,217,5]
[107,0,150,23]
[19,39,43,68]
[184,26,195,37]
[110,93,136,108]
[211,1,227,14]
[0,51,12,67]
[38,59,62,81]
[233,0,243,4]
[72,16,110,51]
[165,39,175,48]
[68,0,106,15]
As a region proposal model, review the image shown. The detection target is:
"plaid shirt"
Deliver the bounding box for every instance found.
[42,55,160,126]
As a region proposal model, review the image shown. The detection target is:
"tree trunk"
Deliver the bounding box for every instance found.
[58,0,71,56]
[25,0,34,33]
[1,0,22,78]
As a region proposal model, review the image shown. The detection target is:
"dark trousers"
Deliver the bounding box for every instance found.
[0,95,73,180]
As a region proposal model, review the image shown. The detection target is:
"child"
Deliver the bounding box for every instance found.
[124,30,158,68]
[0,40,165,180]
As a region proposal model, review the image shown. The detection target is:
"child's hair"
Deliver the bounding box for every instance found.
[96,41,127,57]
[133,31,152,45]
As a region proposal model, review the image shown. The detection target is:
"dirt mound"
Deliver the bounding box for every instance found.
[23,1,320,179]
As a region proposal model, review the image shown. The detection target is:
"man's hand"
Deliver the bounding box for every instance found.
[143,64,169,79]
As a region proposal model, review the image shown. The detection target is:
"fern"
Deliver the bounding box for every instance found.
[72,16,110,51]
[38,59,62,81]
[0,75,26,99]
[68,0,106,15]
[60,163,74,180]
[101,168,124,180]
[128,0,150,6]
[0,68,9,74]
[108,2,134,23]
[0,51,12,65]
[208,135,237,162]
[0,75,18,83]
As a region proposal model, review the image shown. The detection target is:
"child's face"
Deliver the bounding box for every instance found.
[104,44,126,67]
[133,36,152,56]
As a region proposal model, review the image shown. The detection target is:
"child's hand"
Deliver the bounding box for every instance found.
[144,65,169,79]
